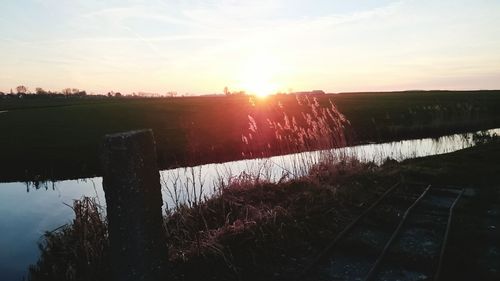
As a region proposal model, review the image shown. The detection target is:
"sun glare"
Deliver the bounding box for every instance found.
[238,53,282,98]
[247,81,279,98]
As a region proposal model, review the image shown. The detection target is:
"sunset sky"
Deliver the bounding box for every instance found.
[1,0,499,95]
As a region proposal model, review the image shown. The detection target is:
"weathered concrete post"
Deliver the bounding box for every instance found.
[101,129,168,281]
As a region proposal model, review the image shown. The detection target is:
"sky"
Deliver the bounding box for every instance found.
[0,0,499,95]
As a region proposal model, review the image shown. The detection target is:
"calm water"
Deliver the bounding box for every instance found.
[0,128,499,280]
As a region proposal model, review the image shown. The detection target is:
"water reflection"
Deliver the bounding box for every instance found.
[0,178,105,280]
[25,180,55,192]
[158,129,498,208]
[0,128,498,280]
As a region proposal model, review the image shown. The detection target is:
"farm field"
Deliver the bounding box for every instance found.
[1,90,500,182]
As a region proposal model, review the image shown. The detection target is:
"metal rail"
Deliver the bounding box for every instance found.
[434,188,465,281]
[299,181,401,278]
[404,181,469,190]
[363,184,432,281]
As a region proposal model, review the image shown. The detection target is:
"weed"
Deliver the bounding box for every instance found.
[28,197,109,281]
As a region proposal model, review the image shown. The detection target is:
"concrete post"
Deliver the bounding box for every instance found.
[101,129,168,281]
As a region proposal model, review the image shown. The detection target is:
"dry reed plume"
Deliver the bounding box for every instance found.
[241,95,351,158]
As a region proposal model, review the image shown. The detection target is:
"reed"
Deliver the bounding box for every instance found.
[241,95,350,157]
[28,197,110,281]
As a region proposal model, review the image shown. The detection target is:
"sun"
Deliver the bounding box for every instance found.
[246,80,279,98]
[238,53,282,98]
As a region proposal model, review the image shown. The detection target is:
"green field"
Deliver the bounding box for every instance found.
[1,90,500,182]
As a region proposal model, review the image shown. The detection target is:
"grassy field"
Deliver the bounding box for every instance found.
[1,90,500,182]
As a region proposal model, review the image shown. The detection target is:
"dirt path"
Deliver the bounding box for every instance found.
[302,182,495,281]
[443,182,500,281]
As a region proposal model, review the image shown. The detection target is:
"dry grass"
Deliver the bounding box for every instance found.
[158,95,353,213]
[241,95,350,158]
[28,197,109,281]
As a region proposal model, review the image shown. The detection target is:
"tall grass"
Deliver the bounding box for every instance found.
[238,95,353,178]
[374,100,496,140]
[157,95,352,211]
[28,197,109,281]
[241,95,350,157]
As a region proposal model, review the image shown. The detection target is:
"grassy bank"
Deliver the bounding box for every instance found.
[27,139,500,281]
[2,90,500,182]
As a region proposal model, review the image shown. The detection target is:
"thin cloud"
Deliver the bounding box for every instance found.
[1,0,499,93]
[80,5,204,29]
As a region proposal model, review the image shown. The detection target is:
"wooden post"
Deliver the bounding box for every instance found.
[101,129,168,281]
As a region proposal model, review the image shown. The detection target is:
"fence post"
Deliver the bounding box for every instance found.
[101,129,168,281]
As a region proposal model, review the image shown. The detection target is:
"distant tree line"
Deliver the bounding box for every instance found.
[0,85,88,98]
[0,85,327,99]
[223,86,246,96]
[0,85,126,99]
[0,85,188,99]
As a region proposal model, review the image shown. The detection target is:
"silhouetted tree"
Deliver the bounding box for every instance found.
[35,87,46,95]
[16,85,27,94]
[62,88,72,95]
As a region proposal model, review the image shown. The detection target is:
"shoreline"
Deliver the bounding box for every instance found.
[2,124,499,184]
